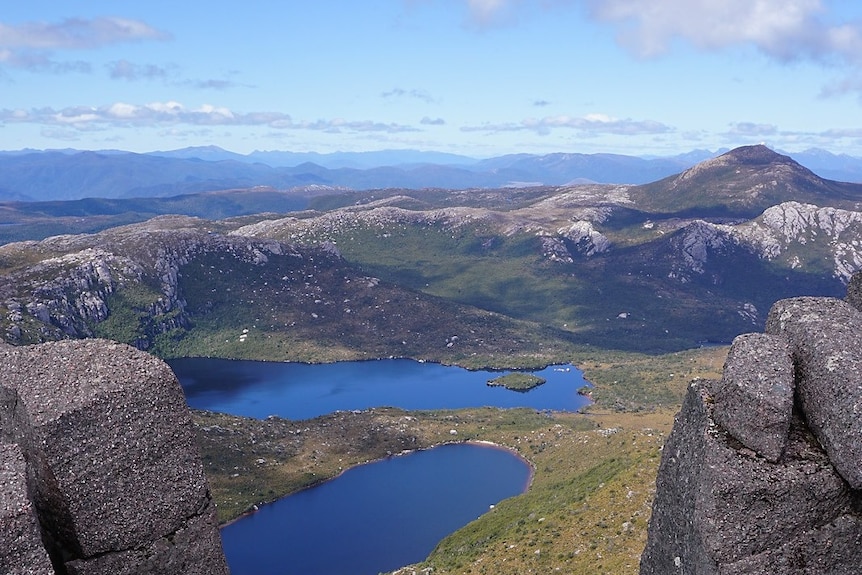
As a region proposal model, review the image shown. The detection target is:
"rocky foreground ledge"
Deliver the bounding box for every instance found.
[0,339,228,575]
[641,272,862,574]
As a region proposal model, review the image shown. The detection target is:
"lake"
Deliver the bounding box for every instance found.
[221,443,532,575]
[171,357,590,420]
[172,357,590,574]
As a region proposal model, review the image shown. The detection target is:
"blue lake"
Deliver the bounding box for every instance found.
[172,358,590,574]
[221,443,531,575]
[171,357,590,420]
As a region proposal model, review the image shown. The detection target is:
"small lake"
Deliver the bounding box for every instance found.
[171,357,590,420]
[221,443,532,575]
[172,357,590,574]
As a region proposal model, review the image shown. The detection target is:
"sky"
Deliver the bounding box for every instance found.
[2,0,862,158]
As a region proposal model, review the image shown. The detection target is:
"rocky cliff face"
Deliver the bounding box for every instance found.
[640,272,862,574]
[0,339,229,575]
[664,201,862,283]
[0,215,294,347]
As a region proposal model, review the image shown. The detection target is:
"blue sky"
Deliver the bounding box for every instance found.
[2,0,862,157]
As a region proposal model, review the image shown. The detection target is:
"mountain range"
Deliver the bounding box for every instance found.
[2,145,862,203]
[2,144,861,361]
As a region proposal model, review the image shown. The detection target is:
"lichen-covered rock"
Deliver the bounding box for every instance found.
[0,443,54,575]
[765,296,862,489]
[0,339,228,574]
[713,333,794,462]
[0,221,292,348]
[640,380,862,574]
[643,273,862,574]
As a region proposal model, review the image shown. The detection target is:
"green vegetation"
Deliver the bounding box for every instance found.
[93,282,168,344]
[487,373,546,391]
[411,412,669,575]
[575,345,728,411]
[281,220,760,354]
[143,247,586,369]
[3,160,849,573]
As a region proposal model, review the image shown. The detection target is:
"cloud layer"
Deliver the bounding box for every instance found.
[586,0,862,63]
[460,0,862,66]
[0,16,169,73]
[0,102,420,134]
[462,113,673,136]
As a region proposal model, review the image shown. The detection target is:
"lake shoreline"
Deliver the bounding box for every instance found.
[217,437,535,529]
[171,352,566,376]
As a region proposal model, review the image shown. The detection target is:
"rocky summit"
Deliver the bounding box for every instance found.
[0,339,228,575]
[640,271,862,574]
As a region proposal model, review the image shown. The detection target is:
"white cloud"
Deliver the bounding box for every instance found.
[727,122,779,136]
[189,78,243,90]
[107,59,169,80]
[381,88,436,104]
[107,102,139,119]
[467,0,515,25]
[0,47,91,73]
[0,17,169,73]
[0,17,169,50]
[713,122,862,151]
[820,74,862,99]
[453,0,862,68]
[0,102,420,134]
[461,113,673,135]
[585,0,862,64]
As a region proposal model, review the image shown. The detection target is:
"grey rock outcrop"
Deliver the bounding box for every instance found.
[641,273,862,574]
[766,297,862,489]
[846,270,862,313]
[713,333,794,463]
[0,339,228,575]
[1,444,54,575]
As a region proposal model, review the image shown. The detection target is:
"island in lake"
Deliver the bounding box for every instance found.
[486,373,546,392]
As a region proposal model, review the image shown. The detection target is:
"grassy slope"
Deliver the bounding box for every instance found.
[294,221,754,353]
[152,248,583,369]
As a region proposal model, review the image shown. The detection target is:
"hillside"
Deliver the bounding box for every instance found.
[3,144,862,575]
[0,215,577,367]
[1,145,859,356]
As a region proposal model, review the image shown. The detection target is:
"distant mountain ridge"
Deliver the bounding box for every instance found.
[3,145,861,203]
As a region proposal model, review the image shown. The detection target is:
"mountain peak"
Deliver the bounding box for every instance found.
[719,144,795,166]
[629,144,862,216]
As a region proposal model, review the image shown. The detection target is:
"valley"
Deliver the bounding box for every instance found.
[1,144,860,574]
[193,344,727,575]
